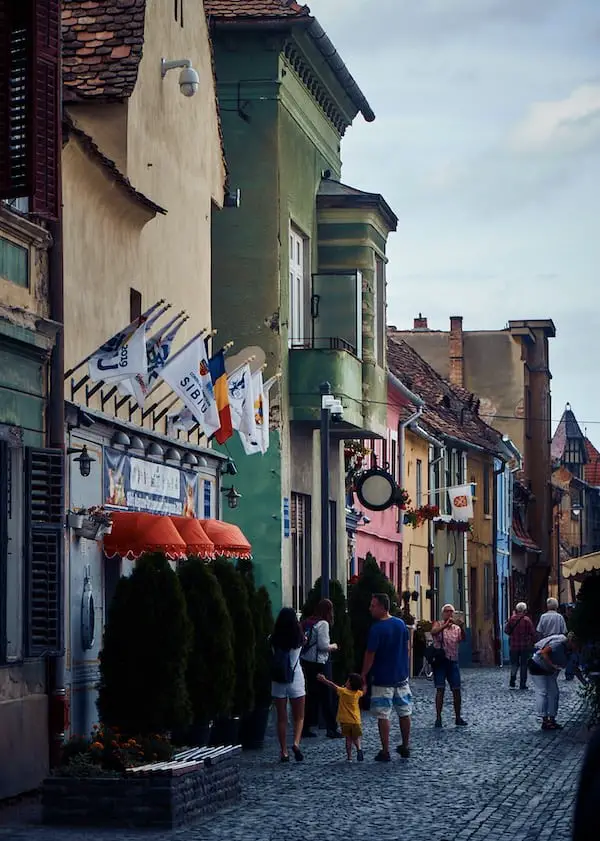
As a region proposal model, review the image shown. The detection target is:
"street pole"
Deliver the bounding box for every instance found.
[320,382,331,599]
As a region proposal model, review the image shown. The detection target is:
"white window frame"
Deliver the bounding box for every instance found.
[289,225,308,348]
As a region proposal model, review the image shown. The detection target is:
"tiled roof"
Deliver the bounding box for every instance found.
[584,437,600,487]
[204,1,309,19]
[66,118,167,216]
[551,406,586,461]
[62,0,146,102]
[387,337,503,454]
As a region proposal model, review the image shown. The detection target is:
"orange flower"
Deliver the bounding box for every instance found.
[90,741,103,750]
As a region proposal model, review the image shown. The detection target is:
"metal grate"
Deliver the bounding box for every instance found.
[26,448,63,525]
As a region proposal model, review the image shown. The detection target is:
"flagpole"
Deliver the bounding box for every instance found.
[144,302,172,332]
[64,298,166,379]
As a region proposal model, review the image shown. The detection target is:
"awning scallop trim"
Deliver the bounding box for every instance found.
[170,516,216,560]
[103,511,187,561]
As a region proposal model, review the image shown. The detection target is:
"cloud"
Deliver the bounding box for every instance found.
[511,84,600,152]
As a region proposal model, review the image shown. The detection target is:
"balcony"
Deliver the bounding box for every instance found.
[288,336,363,428]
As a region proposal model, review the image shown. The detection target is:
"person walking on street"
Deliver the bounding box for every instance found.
[431,604,467,728]
[505,602,536,690]
[300,599,341,739]
[317,672,364,762]
[361,593,413,763]
[270,607,306,762]
[528,632,583,730]
[536,597,567,639]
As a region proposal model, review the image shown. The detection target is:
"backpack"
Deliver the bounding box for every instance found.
[300,620,319,658]
[270,645,297,684]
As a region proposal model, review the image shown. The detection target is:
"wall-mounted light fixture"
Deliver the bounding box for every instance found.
[67,445,96,478]
[111,430,131,449]
[222,486,242,510]
[161,58,199,97]
[220,458,238,477]
[182,452,199,468]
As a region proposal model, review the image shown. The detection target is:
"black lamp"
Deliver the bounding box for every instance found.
[222,486,242,509]
[69,445,95,478]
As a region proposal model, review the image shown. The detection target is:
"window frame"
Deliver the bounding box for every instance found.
[291,491,312,612]
[374,255,385,366]
[289,224,308,348]
[416,458,423,507]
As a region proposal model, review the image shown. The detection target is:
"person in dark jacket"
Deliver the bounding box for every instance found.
[505,602,536,690]
[573,725,600,840]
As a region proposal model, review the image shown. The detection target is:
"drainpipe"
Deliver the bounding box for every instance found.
[461,452,470,634]
[493,460,504,667]
[398,406,423,588]
[47,51,66,767]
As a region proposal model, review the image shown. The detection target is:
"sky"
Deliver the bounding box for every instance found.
[310,0,600,446]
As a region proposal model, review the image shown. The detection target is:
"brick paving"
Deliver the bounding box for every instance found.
[0,669,590,841]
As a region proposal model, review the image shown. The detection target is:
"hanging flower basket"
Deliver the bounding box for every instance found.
[404,504,440,529]
[394,487,411,510]
[344,440,371,492]
[67,512,84,530]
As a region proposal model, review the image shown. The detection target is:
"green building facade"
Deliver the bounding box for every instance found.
[208,2,397,611]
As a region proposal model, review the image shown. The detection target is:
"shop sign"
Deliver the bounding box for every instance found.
[104,448,198,516]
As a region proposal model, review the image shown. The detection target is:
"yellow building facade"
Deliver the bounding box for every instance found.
[402,426,432,623]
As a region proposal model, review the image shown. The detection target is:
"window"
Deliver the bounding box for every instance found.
[203,480,213,519]
[130,288,142,322]
[416,459,423,507]
[1,440,64,662]
[289,226,307,347]
[0,235,28,287]
[390,434,398,482]
[358,556,365,574]
[483,463,491,516]
[374,256,385,365]
[174,0,184,26]
[311,271,363,358]
[291,493,311,612]
[380,561,387,578]
[484,563,493,619]
[0,0,61,219]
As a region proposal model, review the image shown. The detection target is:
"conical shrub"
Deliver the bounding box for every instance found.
[98,552,192,735]
[302,577,354,684]
[347,552,398,671]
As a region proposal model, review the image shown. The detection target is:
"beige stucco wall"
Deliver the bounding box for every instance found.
[403,429,431,622]
[62,1,225,428]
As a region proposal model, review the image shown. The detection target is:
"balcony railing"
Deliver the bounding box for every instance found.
[290,336,357,355]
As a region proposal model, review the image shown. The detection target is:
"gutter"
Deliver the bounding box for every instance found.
[409,422,443,449]
[387,371,424,407]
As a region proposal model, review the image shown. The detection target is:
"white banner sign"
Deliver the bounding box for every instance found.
[448,484,474,522]
[228,362,256,435]
[130,457,181,500]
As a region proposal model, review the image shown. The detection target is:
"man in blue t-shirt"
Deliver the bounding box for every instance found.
[361,593,412,762]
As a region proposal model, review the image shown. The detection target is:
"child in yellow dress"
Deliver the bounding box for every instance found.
[317,672,364,761]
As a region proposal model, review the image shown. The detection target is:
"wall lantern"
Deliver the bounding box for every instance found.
[222,486,242,510]
[68,445,96,478]
[220,458,238,477]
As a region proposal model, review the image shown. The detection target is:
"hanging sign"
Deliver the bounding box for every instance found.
[104,448,198,517]
[355,467,397,512]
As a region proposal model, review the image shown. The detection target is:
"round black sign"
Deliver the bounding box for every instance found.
[355,467,397,512]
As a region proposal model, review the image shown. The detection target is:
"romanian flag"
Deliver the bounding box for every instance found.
[208,349,233,444]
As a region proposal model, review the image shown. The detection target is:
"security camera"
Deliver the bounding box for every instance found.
[179,65,199,97]
[361,514,371,525]
[161,58,199,98]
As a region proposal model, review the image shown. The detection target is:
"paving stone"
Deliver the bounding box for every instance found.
[0,669,590,841]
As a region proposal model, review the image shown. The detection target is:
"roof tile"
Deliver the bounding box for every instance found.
[62,0,146,101]
[584,437,600,487]
[387,336,503,454]
[204,0,310,19]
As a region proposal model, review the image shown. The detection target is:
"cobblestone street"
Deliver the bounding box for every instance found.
[0,669,589,841]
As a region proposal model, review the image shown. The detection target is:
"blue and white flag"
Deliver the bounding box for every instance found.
[160,334,220,438]
[227,362,255,435]
[88,300,164,384]
[118,314,184,408]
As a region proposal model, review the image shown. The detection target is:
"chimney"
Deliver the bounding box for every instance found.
[413,313,428,330]
[449,315,464,387]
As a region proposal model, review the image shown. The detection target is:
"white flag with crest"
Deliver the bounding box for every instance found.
[227,363,256,435]
[160,334,219,438]
[239,373,277,455]
[448,484,474,522]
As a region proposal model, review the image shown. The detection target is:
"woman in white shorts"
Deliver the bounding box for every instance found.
[271,607,306,762]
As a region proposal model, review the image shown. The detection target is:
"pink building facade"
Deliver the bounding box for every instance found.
[356,382,413,588]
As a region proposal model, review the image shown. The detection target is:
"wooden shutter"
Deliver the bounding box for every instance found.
[0,442,8,659]
[0,0,60,218]
[31,0,60,219]
[25,446,64,657]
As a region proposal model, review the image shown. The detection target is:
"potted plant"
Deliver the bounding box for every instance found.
[97,552,192,737]
[74,506,113,540]
[237,558,274,750]
[67,508,85,529]
[411,590,419,602]
[177,557,235,747]
[210,557,256,746]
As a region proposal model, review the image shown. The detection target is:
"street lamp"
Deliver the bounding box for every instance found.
[320,383,344,598]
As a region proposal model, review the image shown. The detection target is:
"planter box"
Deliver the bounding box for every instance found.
[67,513,84,529]
[42,749,241,829]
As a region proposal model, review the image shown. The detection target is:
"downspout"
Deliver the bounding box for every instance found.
[493,460,504,667]
[398,406,423,589]
[47,71,66,766]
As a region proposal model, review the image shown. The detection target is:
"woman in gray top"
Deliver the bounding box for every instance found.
[528,632,581,730]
